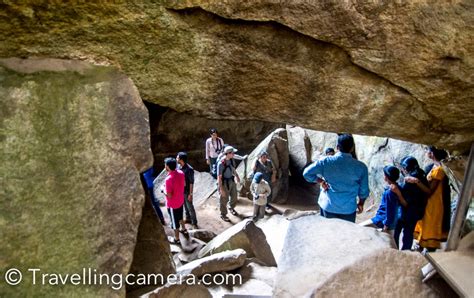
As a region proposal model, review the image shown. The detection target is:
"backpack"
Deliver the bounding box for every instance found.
[219,157,235,178]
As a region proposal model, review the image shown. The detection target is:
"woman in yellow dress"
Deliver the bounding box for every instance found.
[406,146,450,251]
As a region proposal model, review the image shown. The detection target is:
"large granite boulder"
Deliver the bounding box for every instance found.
[236,128,290,203]
[177,248,247,277]
[287,125,313,174]
[1,2,472,151]
[0,59,173,297]
[127,194,175,292]
[273,215,395,297]
[198,219,277,266]
[308,249,451,297]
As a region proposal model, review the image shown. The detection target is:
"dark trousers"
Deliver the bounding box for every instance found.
[210,157,218,179]
[394,218,417,250]
[320,208,356,223]
[148,187,165,224]
[184,193,198,225]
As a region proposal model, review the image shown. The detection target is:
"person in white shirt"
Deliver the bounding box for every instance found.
[205,128,224,179]
[250,172,271,222]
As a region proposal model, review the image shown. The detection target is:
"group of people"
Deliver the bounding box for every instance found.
[142,152,197,245]
[142,128,277,244]
[303,134,451,252]
[145,130,451,251]
[205,128,276,222]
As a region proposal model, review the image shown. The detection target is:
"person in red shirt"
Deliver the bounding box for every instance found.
[162,157,186,244]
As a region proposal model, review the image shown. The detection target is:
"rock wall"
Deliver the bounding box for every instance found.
[147,105,282,172]
[1,2,472,151]
[0,59,172,297]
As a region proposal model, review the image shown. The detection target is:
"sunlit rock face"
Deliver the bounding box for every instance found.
[0,59,169,297]
[1,1,472,151]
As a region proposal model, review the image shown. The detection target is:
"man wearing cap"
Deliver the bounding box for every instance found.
[205,128,224,179]
[303,134,370,223]
[217,146,241,222]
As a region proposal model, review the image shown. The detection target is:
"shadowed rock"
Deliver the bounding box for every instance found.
[198,219,277,266]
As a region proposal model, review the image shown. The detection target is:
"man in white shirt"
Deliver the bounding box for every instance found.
[205,128,224,179]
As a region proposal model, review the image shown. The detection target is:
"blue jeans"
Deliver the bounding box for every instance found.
[184,193,198,225]
[320,208,356,223]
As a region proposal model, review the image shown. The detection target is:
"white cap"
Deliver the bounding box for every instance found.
[224,146,238,154]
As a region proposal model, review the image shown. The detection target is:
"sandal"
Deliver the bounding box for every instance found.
[229,208,238,216]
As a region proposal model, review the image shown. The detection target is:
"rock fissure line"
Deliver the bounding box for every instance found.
[168,5,445,137]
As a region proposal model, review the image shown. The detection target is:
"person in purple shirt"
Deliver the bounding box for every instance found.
[303,134,370,223]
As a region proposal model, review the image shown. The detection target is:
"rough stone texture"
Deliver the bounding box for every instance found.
[273,215,395,298]
[188,229,218,243]
[308,249,450,297]
[0,59,155,297]
[142,283,211,298]
[147,106,283,171]
[198,219,277,266]
[127,193,175,292]
[1,2,472,151]
[177,248,247,277]
[236,128,290,203]
[287,125,313,173]
[255,215,291,264]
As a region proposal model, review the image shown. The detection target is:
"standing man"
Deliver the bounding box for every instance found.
[177,152,198,229]
[205,128,224,179]
[162,157,186,244]
[303,134,370,223]
[217,146,241,222]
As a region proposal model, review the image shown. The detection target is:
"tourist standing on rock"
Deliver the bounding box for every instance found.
[217,146,241,222]
[162,157,187,244]
[303,134,370,223]
[205,128,224,179]
[177,152,198,229]
[391,156,428,250]
[142,167,165,225]
[406,146,451,252]
[250,172,271,222]
[252,150,276,209]
[360,166,400,235]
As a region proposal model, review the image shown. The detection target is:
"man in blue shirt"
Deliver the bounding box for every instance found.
[303,134,370,223]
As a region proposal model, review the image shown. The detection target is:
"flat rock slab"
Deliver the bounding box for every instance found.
[177,248,247,277]
[274,215,395,297]
[198,219,277,266]
[309,249,448,297]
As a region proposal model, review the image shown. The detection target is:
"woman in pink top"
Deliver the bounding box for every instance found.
[162,157,186,244]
